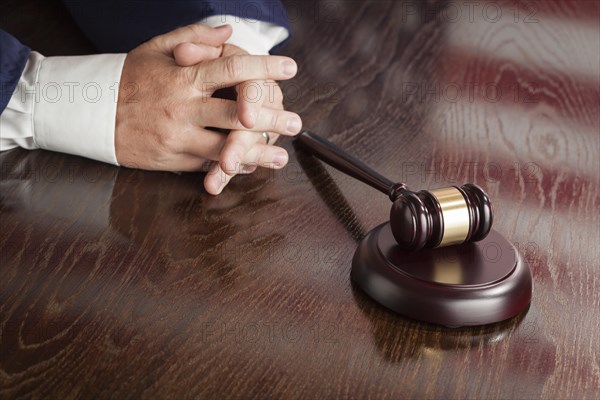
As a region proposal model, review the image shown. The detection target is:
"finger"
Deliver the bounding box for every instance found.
[153,24,232,52]
[176,125,283,164]
[244,144,289,169]
[177,127,228,161]
[204,162,230,195]
[193,55,298,92]
[219,130,288,176]
[259,82,284,146]
[174,42,222,66]
[170,154,213,172]
[204,161,256,195]
[196,98,302,136]
[236,80,266,129]
[218,130,261,176]
[205,143,288,195]
[264,81,285,107]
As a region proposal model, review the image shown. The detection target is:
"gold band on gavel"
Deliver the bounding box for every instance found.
[429,187,470,247]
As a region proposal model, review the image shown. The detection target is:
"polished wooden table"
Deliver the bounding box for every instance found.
[1,0,599,398]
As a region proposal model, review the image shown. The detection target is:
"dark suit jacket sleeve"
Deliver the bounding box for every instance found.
[62,0,291,53]
[0,30,30,114]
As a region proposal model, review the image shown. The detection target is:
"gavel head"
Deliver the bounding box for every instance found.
[390,183,493,251]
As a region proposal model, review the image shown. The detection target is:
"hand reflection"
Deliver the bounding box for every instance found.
[107,164,291,289]
[0,149,289,290]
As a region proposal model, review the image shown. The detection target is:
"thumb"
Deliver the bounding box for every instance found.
[153,24,232,53]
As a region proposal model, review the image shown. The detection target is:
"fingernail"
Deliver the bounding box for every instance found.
[272,151,288,167]
[286,116,302,134]
[281,60,297,77]
[215,24,230,30]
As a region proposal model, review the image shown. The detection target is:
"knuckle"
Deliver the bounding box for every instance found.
[158,129,178,151]
[186,24,201,36]
[183,66,199,88]
[163,101,181,120]
[224,56,244,80]
[269,111,282,131]
[183,24,208,42]
[263,58,274,78]
[219,156,233,174]
[222,145,243,169]
[258,147,268,164]
[227,104,240,127]
[243,81,261,104]
[274,86,284,104]
[162,103,188,132]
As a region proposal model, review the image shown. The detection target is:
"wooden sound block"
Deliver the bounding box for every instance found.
[352,223,533,327]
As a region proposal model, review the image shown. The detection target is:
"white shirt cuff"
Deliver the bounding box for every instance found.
[199,15,290,55]
[1,51,126,165]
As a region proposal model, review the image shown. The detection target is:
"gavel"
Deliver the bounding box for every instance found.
[296,131,493,251]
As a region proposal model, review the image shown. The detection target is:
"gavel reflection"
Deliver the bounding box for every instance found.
[296,131,493,251]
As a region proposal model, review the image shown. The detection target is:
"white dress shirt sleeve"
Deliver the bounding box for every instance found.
[0,51,126,164]
[0,17,288,164]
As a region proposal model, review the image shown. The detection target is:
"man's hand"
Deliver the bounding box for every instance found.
[115,24,302,192]
[173,42,292,194]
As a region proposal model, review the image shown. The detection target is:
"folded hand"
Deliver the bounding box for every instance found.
[115,24,302,195]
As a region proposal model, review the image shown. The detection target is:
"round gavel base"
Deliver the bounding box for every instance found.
[352,223,532,327]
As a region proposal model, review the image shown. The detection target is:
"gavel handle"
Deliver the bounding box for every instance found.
[296,131,396,196]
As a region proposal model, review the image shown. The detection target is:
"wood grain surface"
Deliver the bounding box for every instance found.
[1,0,599,399]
